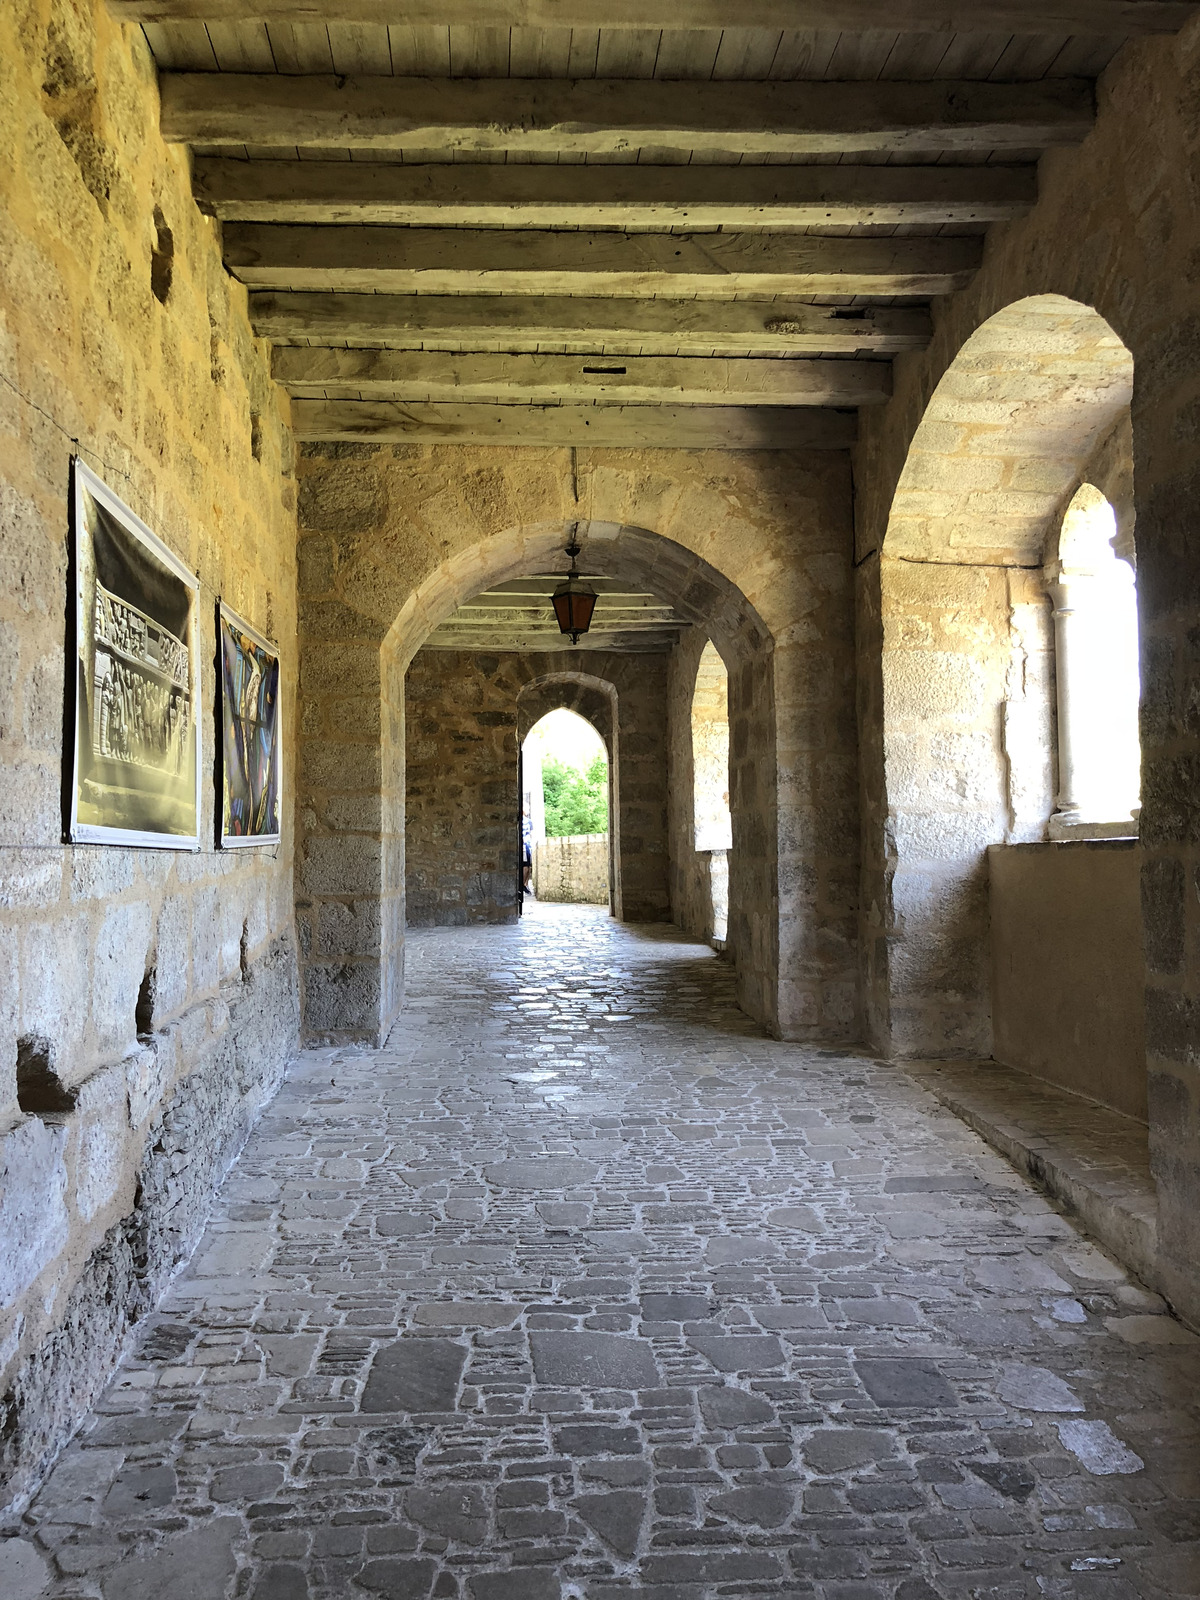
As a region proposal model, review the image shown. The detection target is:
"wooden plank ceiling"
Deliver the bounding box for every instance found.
[124,6,1185,453]
[423,573,686,652]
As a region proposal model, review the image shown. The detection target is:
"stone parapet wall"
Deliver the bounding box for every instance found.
[533,834,609,905]
[989,841,1146,1122]
[0,0,299,1504]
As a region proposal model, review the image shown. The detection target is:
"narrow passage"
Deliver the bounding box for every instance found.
[21,906,1200,1600]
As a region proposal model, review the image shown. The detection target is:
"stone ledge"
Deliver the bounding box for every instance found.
[903,1058,1161,1304]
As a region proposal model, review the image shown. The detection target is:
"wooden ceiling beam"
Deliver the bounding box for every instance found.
[252,293,932,355]
[225,226,981,296]
[271,348,892,406]
[195,159,1036,229]
[161,74,1094,157]
[422,631,681,654]
[451,611,673,621]
[110,2,1199,35]
[486,582,662,595]
[289,400,857,448]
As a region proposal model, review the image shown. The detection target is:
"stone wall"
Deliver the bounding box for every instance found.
[404,647,668,928]
[296,450,857,1043]
[0,0,298,1510]
[0,937,297,1515]
[533,834,609,905]
[875,562,1035,1057]
[405,650,521,926]
[852,18,1200,1321]
[990,842,1146,1122]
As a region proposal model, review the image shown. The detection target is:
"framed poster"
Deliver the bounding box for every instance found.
[218,603,281,848]
[70,461,201,849]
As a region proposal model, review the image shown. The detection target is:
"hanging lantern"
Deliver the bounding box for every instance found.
[551,526,597,645]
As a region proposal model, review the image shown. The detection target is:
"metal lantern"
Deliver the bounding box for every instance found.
[551,528,597,645]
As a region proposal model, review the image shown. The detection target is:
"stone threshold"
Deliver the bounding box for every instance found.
[902,1057,1161,1302]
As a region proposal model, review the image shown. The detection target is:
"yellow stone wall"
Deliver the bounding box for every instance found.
[0,0,298,1507]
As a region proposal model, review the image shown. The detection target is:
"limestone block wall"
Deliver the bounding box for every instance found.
[533,835,609,905]
[853,17,1200,1320]
[405,650,521,926]
[0,0,298,1511]
[990,842,1147,1122]
[404,647,668,928]
[296,446,856,1043]
[877,563,1034,1057]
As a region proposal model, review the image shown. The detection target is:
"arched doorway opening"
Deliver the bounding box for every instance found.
[521,708,610,911]
[517,673,619,916]
[869,293,1143,1120]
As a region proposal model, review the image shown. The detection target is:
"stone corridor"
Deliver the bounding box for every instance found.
[11,905,1200,1600]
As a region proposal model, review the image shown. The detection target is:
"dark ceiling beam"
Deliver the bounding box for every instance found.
[250,293,933,355]
[160,74,1094,157]
[289,400,857,448]
[194,159,1037,229]
[224,225,982,296]
[270,348,894,406]
[109,1,1199,34]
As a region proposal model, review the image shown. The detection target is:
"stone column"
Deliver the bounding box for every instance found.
[1046,570,1082,824]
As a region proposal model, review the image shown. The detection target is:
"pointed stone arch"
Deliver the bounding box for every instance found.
[296,444,857,1049]
[295,444,858,1048]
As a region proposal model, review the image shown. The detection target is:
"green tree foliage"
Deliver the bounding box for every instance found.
[542,752,608,837]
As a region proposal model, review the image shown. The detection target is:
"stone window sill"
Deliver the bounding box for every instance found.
[991,837,1139,856]
[1047,816,1139,843]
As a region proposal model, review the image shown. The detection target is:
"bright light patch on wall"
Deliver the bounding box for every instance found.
[1051,486,1141,830]
[691,641,732,941]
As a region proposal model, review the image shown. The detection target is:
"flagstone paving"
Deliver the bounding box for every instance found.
[11,904,1200,1600]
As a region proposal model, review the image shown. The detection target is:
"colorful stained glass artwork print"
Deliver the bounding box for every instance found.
[220,607,281,844]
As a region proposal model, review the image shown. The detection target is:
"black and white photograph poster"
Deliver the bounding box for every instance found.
[70,460,201,848]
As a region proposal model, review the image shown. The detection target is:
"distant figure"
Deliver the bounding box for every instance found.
[522,809,534,896]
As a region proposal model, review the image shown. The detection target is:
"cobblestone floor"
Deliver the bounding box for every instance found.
[12,904,1200,1600]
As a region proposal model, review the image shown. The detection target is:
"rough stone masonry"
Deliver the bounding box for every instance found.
[8,906,1198,1600]
[8,0,1200,1557]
